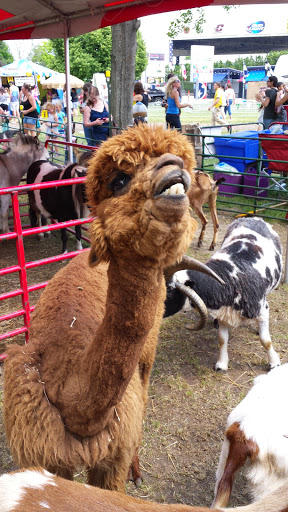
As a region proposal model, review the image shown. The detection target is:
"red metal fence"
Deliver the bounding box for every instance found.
[0,140,93,360]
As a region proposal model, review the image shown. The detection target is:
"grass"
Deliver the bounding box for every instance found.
[147,103,259,127]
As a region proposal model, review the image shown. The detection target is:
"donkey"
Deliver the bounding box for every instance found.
[0,134,49,233]
[27,161,89,254]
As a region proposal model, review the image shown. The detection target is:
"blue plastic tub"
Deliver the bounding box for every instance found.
[214,131,260,173]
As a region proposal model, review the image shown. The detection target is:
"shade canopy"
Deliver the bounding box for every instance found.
[0,59,59,82]
[0,1,286,41]
[42,73,84,90]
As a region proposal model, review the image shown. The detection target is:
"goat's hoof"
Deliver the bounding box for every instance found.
[269,362,281,371]
[198,240,203,248]
[209,244,215,251]
[134,476,143,488]
[185,324,195,331]
[215,363,228,372]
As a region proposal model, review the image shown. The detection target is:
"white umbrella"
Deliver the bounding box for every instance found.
[42,73,84,89]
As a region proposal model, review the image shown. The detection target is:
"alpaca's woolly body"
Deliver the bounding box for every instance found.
[4,124,198,490]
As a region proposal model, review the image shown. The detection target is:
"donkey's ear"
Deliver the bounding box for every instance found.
[74,168,87,178]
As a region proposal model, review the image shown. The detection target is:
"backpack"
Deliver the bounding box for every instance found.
[133,101,147,119]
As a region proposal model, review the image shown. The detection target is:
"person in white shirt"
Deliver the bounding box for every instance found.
[9,82,20,118]
[100,84,109,103]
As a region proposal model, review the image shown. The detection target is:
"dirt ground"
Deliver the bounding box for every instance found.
[0,213,287,508]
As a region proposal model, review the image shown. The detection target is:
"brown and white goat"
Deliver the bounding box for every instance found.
[188,171,225,251]
[1,467,288,512]
[212,363,288,508]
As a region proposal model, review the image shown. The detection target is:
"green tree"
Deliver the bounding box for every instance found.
[111,20,140,127]
[214,56,267,70]
[0,41,13,66]
[29,27,147,82]
[266,50,288,65]
[135,31,148,80]
[167,9,206,38]
[28,41,56,69]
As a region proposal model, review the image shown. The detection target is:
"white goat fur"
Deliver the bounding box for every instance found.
[214,364,288,507]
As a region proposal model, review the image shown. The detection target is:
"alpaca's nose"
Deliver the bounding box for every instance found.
[155,153,184,172]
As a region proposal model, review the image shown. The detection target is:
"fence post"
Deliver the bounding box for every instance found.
[11,191,31,343]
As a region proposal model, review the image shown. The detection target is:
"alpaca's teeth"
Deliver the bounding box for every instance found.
[162,183,185,196]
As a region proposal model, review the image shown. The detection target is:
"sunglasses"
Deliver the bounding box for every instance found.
[175,79,180,83]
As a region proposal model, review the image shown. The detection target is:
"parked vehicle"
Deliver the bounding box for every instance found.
[146,88,165,104]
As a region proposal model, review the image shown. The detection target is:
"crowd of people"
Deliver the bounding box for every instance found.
[255,75,288,131]
[1,75,288,148]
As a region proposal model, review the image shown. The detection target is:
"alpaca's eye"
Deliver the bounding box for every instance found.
[108,172,131,195]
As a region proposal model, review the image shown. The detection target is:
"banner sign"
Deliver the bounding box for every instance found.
[14,76,34,86]
[191,45,214,84]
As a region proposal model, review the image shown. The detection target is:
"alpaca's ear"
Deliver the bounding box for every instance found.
[88,218,111,267]
[88,248,98,267]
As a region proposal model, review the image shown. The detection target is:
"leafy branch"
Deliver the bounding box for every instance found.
[167,9,206,38]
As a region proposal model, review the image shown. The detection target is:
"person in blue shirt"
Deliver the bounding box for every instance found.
[164,76,193,129]
[55,102,66,140]
[83,86,110,146]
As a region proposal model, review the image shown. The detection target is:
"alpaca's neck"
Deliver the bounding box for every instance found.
[62,257,164,436]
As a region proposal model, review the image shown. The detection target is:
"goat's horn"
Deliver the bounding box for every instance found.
[165,255,225,285]
[174,281,208,331]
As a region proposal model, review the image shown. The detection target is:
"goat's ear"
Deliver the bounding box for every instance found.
[88,218,111,267]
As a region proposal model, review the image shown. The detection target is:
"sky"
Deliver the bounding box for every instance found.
[5,4,285,62]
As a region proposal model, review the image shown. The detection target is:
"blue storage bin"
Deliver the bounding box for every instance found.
[214,131,260,173]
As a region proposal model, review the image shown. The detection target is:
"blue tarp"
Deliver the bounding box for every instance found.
[245,70,266,82]
[213,72,228,82]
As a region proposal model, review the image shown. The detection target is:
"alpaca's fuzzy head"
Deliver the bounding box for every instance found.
[86,124,198,267]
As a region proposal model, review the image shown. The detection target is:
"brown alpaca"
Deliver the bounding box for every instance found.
[4,125,214,491]
[188,171,225,251]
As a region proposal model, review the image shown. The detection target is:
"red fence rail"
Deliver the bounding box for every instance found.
[0,176,93,360]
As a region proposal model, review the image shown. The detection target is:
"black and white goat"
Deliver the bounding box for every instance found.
[27,161,89,254]
[212,363,288,508]
[165,217,283,371]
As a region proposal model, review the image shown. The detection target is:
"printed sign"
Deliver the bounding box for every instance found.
[191,45,214,84]
[198,82,207,99]
[14,76,35,86]
[149,54,164,61]
[246,21,265,34]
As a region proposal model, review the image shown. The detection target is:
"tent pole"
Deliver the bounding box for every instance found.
[64,19,73,163]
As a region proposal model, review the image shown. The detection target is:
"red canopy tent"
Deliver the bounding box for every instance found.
[0,0,286,157]
[0,1,286,41]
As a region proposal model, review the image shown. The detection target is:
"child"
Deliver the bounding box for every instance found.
[45,102,59,152]
[55,102,65,140]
